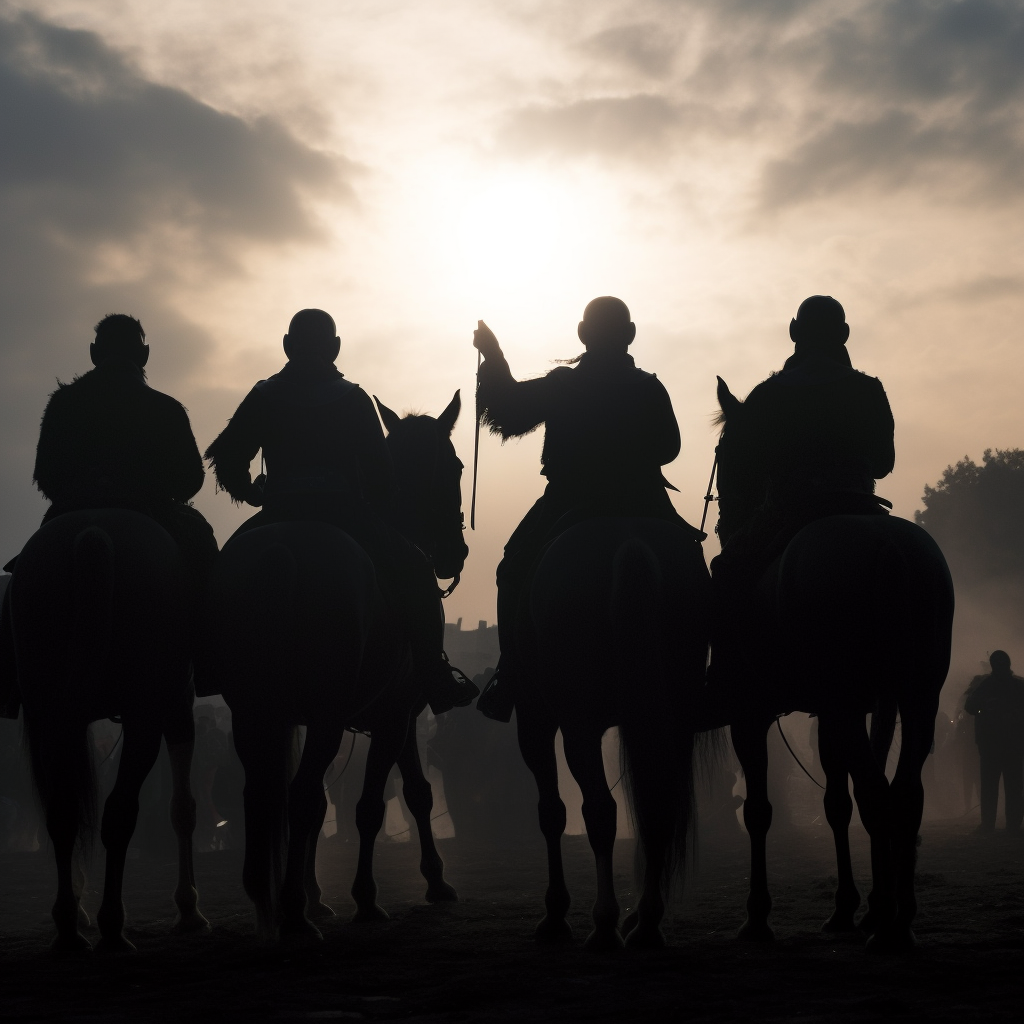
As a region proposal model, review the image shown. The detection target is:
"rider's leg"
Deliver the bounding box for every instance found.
[476,553,525,722]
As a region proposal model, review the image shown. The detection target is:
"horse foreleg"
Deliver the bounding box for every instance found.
[96,720,163,953]
[280,723,344,940]
[883,694,938,949]
[164,700,210,935]
[517,707,571,943]
[351,716,408,922]
[732,718,774,942]
[396,720,457,903]
[818,726,860,932]
[562,725,622,952]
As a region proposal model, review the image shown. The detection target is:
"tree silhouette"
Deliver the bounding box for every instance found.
[916,449,1024,590]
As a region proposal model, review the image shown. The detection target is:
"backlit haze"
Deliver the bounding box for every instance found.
[2,1,1022,695]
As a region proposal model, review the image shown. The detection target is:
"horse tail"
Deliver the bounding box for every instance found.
[611,539,694,899]
[241,543,298,937]
[23,526,112,848]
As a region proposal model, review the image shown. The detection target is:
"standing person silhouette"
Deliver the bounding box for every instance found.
[709,296,895,697]
[472,297,700,721]
[964,650,1024,834]
[0,314,217,718]
[204,308,475,714]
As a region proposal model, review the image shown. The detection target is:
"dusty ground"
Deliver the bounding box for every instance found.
[1,817,1022,1022]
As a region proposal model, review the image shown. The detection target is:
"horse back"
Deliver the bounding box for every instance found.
[778,515,954,701]
[12,508,188,720]
[529,517,710,723]
[207,521,399,721]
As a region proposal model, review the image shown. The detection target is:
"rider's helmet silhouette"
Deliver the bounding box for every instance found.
[204,308,475,714]
[0,314,218,717]
[473,296,701,720]
[709,295,895,691]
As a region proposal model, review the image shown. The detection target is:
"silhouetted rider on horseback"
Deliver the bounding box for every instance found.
[709,295,895,694]
[0,314,217,717]
[204,308,475,714]
[473,296,701,721]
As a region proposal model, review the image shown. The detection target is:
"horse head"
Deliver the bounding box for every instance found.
[374,391,468,588]
[712,376,760,546]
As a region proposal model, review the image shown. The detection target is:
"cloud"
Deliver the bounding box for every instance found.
[0,10,349,547]
[579,22,677,79]
[498,94,710,160]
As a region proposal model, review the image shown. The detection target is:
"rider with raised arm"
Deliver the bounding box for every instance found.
[204,308,475,714]
[473,296,702,721]
[709,295,895,693]
[0,314,218,717]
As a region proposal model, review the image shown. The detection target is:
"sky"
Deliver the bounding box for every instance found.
[1,0,1022,681]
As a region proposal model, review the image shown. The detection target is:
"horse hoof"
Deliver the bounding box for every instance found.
[821,914,858,934]
[425,882,459,903]
[866,927,916,953]
[620,911,639,938]
[737,919,774,943]
[96,934,137,955]
[583,927,625,953]
[280,917,323,942]
[77,906,92,930]
[534,916,573,944]
[351,905,389,924]
[51,932,92,955]
[306,901,336,921]
[624,925,665,950]
[857,912,876,936]
[173,911,213,935]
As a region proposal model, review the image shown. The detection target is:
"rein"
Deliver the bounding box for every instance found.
[775,715,825,789]
[700,446,719,534]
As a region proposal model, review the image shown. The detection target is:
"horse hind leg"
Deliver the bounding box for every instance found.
[163,698,211,936]
[279,723,346,940]
[96,719,163,953]
[878,693,938,951]
[33,719,93,953]
[561,724,623,952]
[396,722,457,903]
[817,726,861,933]
[517,708,572,944]
[732,719,775,942]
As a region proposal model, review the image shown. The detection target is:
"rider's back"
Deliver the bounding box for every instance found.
[34,359,204,512]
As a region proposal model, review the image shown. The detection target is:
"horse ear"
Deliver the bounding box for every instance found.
[436,390,461,436]
[373,396,403,435]
[716,376,742,420]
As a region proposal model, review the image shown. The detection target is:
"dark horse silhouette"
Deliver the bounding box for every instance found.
[715,380,954,950]
[11,509,208,952]
[205,393,465,939]
[516,516,710,950]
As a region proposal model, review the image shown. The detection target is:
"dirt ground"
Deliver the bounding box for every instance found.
[1,815,1021,1023]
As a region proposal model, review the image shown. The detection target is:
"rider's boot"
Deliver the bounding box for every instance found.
[476,662,515,723]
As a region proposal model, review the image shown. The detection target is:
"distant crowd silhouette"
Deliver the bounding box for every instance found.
[0,296,960,953]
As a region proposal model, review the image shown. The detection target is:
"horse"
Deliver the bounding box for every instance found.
[10,508,209,952]
[713,379,954,950]
[205,392,466,939]
[515,516,710,950]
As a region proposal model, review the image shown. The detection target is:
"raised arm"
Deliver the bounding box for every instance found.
[473,320,553,438]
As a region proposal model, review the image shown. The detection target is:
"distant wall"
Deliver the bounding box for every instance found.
[443,617,499,680]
